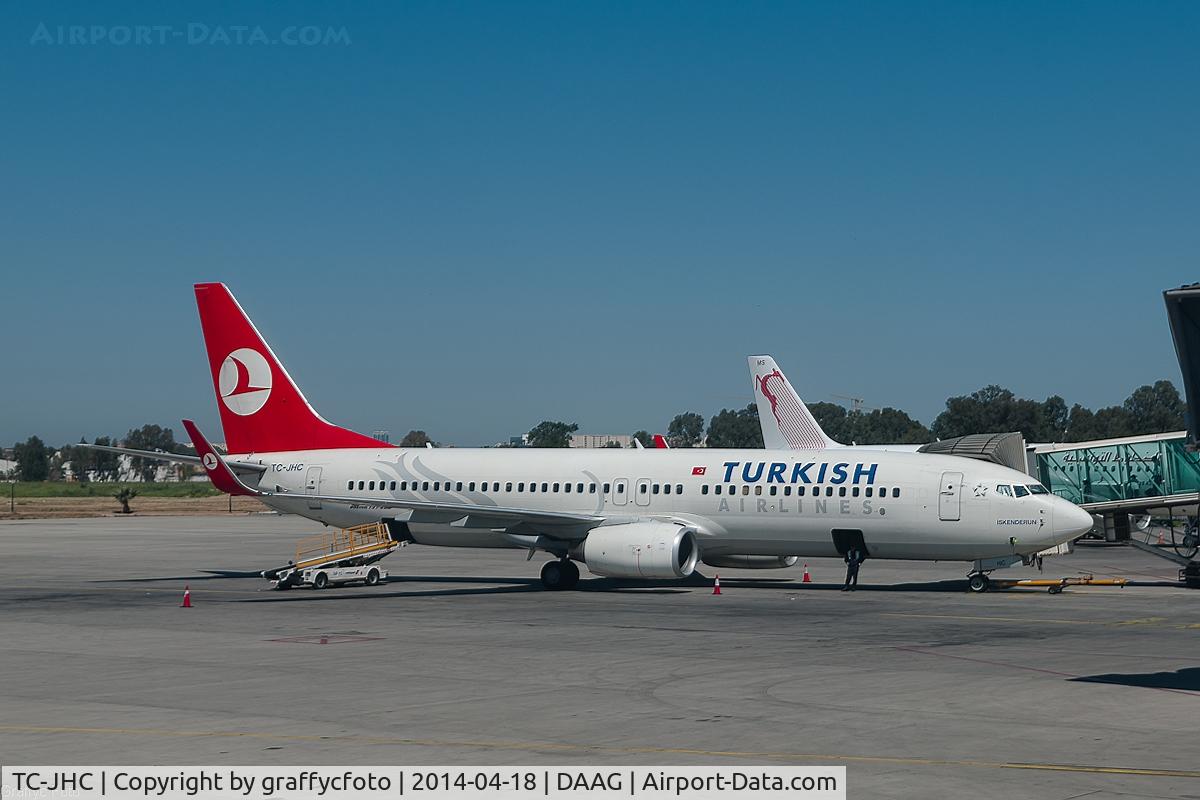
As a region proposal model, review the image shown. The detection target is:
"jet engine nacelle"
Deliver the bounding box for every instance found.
[702,554,798,570]
[575,521,699,579]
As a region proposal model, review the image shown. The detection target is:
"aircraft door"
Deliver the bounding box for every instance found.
[305,466,323,510]
[612,478,629,506]
[938,471,962,521]
[635,478,652,507]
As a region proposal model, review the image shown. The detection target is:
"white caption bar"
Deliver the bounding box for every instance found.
[2,766,844,800]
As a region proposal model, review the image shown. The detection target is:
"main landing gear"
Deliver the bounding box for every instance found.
[540,558,580,591]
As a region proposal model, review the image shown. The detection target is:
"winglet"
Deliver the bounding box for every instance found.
[182,419,259,496]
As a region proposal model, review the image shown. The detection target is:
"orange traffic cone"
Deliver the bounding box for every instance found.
[802,564,812,583]
[181,586,192,608]
[712,574,722,595]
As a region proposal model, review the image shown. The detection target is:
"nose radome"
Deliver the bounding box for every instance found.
[1057,501,1095,540]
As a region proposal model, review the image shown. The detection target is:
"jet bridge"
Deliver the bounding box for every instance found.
[918,432,1028,473]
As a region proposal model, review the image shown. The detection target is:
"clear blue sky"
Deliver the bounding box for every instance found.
[3,1,1198,447]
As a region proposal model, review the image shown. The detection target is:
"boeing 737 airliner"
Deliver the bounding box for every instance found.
[99,284,1094,592]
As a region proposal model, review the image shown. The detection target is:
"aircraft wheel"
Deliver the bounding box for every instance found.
[560,559,580,590]
[365,568,380,587]
[967,573,990,593]
[313,572,329,590]
[541,560,567,590]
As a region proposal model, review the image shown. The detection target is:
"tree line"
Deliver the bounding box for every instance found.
[525,379,1187,449]
[8,425,187,483]
[6,380,1187,480]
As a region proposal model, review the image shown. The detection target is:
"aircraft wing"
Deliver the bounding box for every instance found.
[82,442,268,474]
[181,420,602,535]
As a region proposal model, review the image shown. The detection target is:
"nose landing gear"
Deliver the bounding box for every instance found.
[540,558,580,590]
[967,573,991,593]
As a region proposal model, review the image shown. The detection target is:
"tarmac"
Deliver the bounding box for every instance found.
[0,514,1197,799]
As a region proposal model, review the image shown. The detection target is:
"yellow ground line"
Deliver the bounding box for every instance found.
[0,725,1195,778]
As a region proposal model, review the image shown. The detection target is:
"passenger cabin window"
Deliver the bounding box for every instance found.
[577,483,584,493]
[347,480,353,490]
[390,481,396,490]
[564,483,571,493]
[996,485,1013,496]
[825,487,834,497]
[1013,485,1030,497]
[702,485,709,495]
[852,487,860,497]
[639,484,648,494]
[518,482,525,492]
[542,482,549,492]
[468,482,476,491]
[676,484,682,494]
[433,482,440,491]
[456,481,463,491]
[603,483,610,494]
[506,482,513,492]
[423,481,430,491]
[755,486,763,496]
[492,482,500,492]
[589,483,597,494]
[784,486,792,496]
[554,482,561,493]
[892,488,900,498]
[838,487,847,497]
[742,486,750,496]
[369,481,375,490]
[652,484,660,495]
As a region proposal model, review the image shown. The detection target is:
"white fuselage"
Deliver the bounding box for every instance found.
[239,446,1092,563]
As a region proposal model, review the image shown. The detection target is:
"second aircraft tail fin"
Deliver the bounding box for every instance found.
[748,355,841,450]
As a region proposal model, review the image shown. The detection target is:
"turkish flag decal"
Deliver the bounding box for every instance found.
[692,466,707,476]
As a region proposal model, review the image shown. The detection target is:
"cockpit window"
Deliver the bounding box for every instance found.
[996,484,1013,497]
[1013,485,1029,497]
[1027,484,1048,495]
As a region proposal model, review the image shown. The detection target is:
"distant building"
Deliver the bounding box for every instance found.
[372,430,390,444]
[571,433,633,449]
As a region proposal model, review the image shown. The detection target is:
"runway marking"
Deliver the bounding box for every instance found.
[883,612,1100,625]
[0,725,1197,778]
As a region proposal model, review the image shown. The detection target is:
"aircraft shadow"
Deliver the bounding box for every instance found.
[92,569,264,583]
[1070,667,1200,692]
[240,583,541,602]
[718,577,970,593]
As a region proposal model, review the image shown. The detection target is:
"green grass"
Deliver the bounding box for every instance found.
[8,481,221,498]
